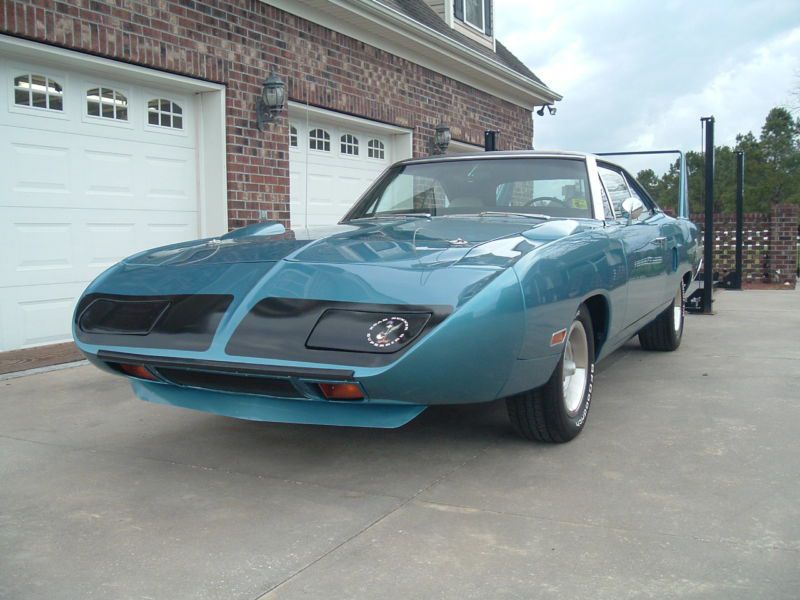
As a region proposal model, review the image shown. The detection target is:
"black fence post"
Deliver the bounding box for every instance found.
[701,116,715,314]
[734,151,744,290]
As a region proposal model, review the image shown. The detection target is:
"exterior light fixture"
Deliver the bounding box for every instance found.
[536,104,557,116]
[433,121,451,154]
[257,72,286,130]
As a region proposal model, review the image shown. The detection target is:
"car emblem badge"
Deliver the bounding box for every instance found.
[367,316,410,348]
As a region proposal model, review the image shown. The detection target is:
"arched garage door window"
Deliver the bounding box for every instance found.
[309,128,330,152]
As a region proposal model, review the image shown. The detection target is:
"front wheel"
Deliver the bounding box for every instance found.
[638,282,684,351]
[506,306,595,443]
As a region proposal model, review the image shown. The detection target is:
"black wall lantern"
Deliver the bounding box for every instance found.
[432,121,451,154]
[536,104,557,116]
[257,72,286,130]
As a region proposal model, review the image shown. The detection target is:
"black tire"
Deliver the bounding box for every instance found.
[638,282,684,351]
[506,306,595,443]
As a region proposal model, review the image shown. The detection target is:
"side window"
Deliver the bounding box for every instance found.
[598,177,615,220]
[623,173,657,213]
[597,165,631,218]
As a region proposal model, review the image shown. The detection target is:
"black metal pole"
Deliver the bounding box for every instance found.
[701,116,715,313]
[734,151,744,290]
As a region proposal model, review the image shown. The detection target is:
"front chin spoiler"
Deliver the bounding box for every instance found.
[131,380,426,429]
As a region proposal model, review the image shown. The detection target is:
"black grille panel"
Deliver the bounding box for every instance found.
[156,368,302,398]
[75,294,233,351]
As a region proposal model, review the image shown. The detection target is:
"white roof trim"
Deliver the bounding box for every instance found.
[264,0,561,109]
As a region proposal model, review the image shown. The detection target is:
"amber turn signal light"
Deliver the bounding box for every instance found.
[118,363,158,381]
[550,328,568,346]
[318,382,364,401]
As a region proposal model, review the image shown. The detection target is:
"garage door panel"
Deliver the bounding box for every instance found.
[16,294,76,347]
[2,129,197,213]
[143,220,197,249]
[1,207,197,289]
[84,222,137,269]
[1,282,84,348]
[6,138,72,197]
[83,148,135,200]
[11,220,74,274]
[144,154,193,204]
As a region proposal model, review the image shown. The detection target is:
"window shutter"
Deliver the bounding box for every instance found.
[454,0,463,21]
[484,0,492,36]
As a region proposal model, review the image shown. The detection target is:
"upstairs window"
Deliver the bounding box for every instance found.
[454,0,492,36]
[87,87,128,121]
[14,74,63,111]
[340,134,359,156]
[367,139,385,160]
[147,98,183,129]
[309,128,330,151]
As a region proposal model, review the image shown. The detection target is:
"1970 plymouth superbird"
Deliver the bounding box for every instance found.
[73,151,700,442]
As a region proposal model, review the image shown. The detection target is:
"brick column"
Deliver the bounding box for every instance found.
[768,204,799,287]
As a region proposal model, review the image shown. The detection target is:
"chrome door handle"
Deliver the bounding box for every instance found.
[654,237,667,246]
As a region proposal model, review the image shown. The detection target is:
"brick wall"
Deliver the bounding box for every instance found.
[1,0,534,229]
[690,203,798,287]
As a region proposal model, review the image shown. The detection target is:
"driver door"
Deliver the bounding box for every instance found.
[597,164,670,328]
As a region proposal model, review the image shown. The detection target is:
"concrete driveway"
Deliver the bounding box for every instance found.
[1,290,798,599]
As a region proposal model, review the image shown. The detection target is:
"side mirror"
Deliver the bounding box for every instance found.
[620,196,645,223]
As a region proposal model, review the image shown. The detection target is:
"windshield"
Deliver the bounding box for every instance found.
[344,157,594,220]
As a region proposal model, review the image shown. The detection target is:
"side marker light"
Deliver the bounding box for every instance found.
[550,328,568,346]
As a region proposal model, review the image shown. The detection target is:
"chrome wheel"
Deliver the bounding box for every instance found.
[673,286,684,333]
[562,320,589,416]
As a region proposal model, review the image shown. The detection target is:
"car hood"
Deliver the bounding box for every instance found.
[123,217,586,269]
[81,216,592,312]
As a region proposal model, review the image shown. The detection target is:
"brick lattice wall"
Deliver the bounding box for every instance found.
[690,204,798,286]
[1,0,534,229]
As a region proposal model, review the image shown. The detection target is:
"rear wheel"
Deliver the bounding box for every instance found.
[638,282,684,351]
[506,306,595,443]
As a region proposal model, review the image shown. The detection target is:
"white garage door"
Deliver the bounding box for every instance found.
[0,57,199,352]
[289,118,393,228]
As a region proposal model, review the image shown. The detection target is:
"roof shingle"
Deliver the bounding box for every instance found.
[376,0,545,87]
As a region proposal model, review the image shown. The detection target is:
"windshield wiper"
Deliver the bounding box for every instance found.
[477,211,552,220]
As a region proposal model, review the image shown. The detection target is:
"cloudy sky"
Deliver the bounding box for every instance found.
[496,0,800,174]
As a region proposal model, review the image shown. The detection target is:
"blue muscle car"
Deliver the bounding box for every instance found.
[73,151,700,442]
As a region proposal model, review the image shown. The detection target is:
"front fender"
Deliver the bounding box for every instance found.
[358,267,526,405]
[514,231,627,360]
